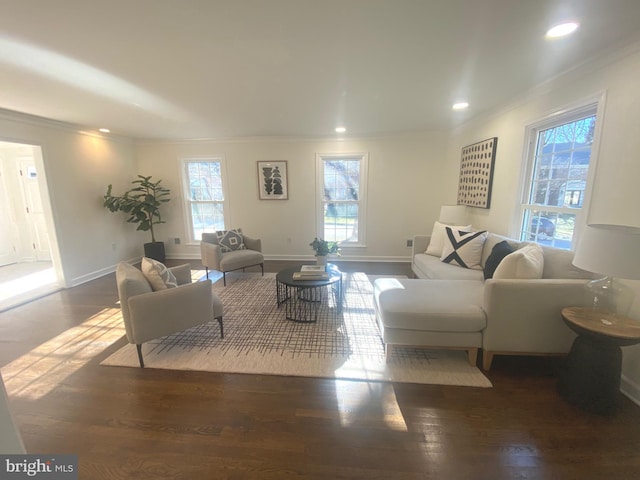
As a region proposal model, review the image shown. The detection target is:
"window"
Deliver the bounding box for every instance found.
[316,153,368,245]
[519,104,599,250]
[182,157,227,242]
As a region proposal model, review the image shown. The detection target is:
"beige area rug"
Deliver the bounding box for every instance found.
[101,272,492,388]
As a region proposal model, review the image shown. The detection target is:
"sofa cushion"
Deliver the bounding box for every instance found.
[540,245,594,279]
[413,253,485,280]
[425,221,472,257]
[483,240,514,279]
[440,228,487,270]
[141,257,178,291]
[374,279,486,332]
[480,233,522,268]
[215,228,245,253]
[493,243,544,279]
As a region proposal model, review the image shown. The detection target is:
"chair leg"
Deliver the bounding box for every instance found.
[216,316,224,339]
[136,344,145,368]
[223,272,227,286]
[261,263,264,276]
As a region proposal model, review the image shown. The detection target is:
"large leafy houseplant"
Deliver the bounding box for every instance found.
[104,175,171,260]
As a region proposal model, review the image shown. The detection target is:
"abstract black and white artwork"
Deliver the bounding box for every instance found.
[257,161,288,200]
[457,137,498,209]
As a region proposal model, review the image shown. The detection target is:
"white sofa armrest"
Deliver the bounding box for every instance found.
[482,278,590,355]
[412,235,431,259]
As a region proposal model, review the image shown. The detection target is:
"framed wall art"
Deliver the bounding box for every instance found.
[457,137,498,209]
[257,161,288,200]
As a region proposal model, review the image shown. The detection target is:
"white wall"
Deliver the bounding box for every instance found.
[0,112,139,286]
[444,43,640,402]
[135,132,449,261]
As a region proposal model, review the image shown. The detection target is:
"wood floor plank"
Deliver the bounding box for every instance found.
[2,259,640,479]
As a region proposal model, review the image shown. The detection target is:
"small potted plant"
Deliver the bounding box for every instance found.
[309,237,341,265]
[103,175,171,262]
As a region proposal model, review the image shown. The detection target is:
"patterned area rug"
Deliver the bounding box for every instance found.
[101,272,491,388]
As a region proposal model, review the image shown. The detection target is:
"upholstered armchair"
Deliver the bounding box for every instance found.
[200,230,264,286]
[115,262,224,367]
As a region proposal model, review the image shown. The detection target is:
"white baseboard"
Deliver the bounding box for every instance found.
[621,374,640,407]
[69,256,141,287]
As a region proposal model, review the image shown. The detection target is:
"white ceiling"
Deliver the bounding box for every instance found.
[1,0,639,140]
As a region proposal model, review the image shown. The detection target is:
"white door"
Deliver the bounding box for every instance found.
[18,159,51,261]
[0,163,19,267]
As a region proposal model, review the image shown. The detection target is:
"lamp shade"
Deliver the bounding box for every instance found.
[438,205,468,225]
[572,224,640,280]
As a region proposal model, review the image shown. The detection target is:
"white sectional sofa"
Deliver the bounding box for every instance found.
[374,231,594,370]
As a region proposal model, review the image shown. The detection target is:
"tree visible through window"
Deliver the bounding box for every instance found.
[183,159,226,242]
[520,107,598,250]
[317,153,367,244]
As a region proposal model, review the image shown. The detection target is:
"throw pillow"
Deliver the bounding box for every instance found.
[493,243,544,279]
[440,227,488,270]
[141,257,178,291]
[425,221,472,257]
[483,240,514,280]
[215,228,245,253]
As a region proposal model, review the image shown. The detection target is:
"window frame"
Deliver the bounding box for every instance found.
[315,152,369,248]
[516,95,605,250]
[180,155,230,245]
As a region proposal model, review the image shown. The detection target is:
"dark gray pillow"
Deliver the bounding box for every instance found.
[484,240,514,279]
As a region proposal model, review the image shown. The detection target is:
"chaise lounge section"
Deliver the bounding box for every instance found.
[374,231,594,370]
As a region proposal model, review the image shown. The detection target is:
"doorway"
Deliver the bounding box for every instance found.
[0,141,62,311]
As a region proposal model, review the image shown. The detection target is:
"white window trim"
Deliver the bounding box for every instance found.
[179,155,230,245]
[315,152,369,248]
[515,92,606,249]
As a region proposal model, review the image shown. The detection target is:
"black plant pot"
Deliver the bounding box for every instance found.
[144,241,166,263]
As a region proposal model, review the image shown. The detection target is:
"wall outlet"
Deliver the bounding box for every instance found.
[174,237,181,245]
[111,243,117,251]
[406,239,413,247]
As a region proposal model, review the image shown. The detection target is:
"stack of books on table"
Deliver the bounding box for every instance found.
[292,265,329,280]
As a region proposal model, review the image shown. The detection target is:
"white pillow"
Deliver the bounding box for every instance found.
[425,221,472,257]
[141,257,178,291]
[493,243,544,279]
[440,227,488,270]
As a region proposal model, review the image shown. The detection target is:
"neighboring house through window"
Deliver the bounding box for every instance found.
[316,153,368,245]
[518,100,601,250]
[181,157,228,243]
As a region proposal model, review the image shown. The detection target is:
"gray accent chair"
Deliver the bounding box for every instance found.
[115,262,224,368]
[200,232,264,286]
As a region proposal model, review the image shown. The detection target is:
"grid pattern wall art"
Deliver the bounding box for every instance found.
[457,137,498,209]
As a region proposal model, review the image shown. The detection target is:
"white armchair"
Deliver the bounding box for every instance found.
[201,232,264,286]
[115,262,224,367]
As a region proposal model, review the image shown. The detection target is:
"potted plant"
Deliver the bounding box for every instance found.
[309,237,341,265]
[103,175,171,262]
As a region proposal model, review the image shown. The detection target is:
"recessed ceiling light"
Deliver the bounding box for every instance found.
[452,102,469,111]
[335,126,346,133]
[99,128,110,133]
[545,22,579,38]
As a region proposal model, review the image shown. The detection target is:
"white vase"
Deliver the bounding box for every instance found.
[316,255,327,265]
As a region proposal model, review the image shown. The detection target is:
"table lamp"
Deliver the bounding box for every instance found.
[439,205,468,225]
[572,223,640,315]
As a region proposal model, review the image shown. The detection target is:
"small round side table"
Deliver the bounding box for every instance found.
[557,306,640,415]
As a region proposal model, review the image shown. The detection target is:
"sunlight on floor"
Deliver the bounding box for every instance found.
[333,380,408,431]
[0,268,57,303]
[0,308,125,400]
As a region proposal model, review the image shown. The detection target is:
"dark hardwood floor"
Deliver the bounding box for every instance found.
[1,260,640,479]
